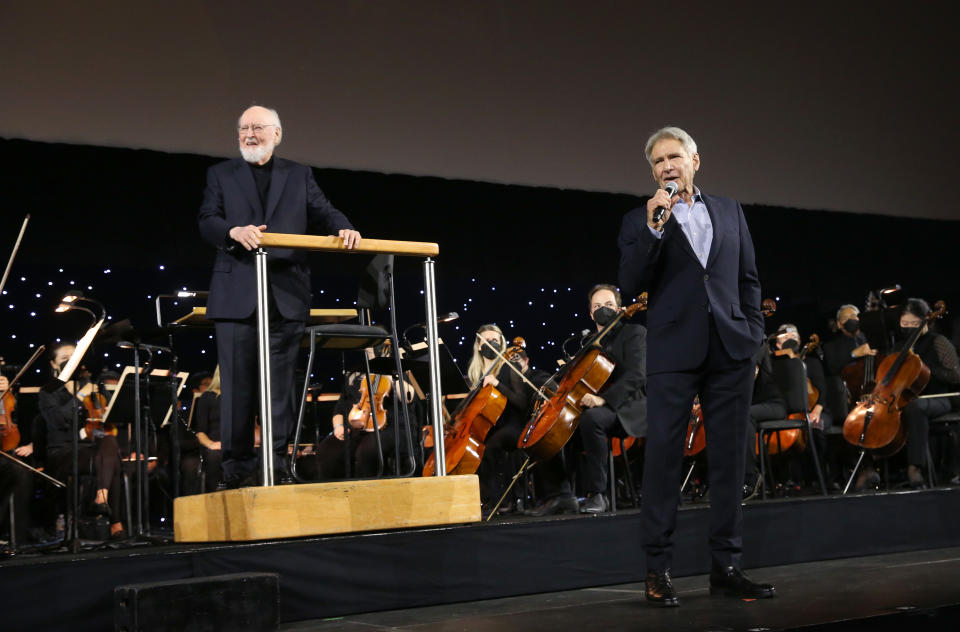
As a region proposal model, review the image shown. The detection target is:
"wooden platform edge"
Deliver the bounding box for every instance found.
[173,475,480,542]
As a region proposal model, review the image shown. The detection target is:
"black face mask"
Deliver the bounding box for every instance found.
[593,306,618,327]
[480,341,501,360]
[900,325,921,339]
[842,319,860,334]
[781,339,800,352]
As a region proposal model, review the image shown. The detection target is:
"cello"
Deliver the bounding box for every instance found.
[422,337,526,476]
[518,295,647,462]
[843,300,946,457]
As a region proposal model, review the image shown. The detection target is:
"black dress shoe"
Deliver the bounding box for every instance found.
[223,473,257,490]
[645,570,679,607]
[91,501,112,517]
[523,495,579,517]
[709,566,776,598]
[580,492,610,514]
[743,474,762,501]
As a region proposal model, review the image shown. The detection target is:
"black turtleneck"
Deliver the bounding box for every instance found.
[248,156,274,210]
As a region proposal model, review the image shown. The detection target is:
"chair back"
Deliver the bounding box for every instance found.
[771,355,809,415]
[357,254,395,311]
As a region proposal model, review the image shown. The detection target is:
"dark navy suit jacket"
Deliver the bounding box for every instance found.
[618,193,763,374]
[198,157,354,321]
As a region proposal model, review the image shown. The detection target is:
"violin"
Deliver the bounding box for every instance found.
[518,295,647,462]
[83,381,117,439]
[843,300,946,457]
[422,337,526,476]
[347,374,391,432]
[0,382,19,452]
[684,398,705,457]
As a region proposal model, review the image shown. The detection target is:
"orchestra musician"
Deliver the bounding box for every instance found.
[618,126,775,605]
[472,326,550,512]
[524,285,647,516]
[0,373,34,550]
[313,344,414,480]
[192,366,224,491]
[38,343,125,539]
[894,298,960,488]
[197,105,362,488]
[770,323,831,492]
[823,304,880,490]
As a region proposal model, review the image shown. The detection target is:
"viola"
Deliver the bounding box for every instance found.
[348,374,391,432]
[843,300,946,457]
[422,337,526,476]
[518,295,647,462]
[83,382,117,439]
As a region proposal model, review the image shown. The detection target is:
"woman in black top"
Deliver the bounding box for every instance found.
[192,367,224,491]
[38,343,124,538]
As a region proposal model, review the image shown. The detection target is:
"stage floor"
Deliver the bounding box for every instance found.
[283,546,960,631]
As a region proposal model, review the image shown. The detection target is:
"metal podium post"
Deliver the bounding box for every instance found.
[255,248,275,486]
[423,257,446,476]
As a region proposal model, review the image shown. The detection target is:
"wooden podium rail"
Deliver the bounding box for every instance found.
[252,233,447,485]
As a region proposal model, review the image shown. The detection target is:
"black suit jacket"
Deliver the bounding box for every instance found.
[198,157,354,321]
[618,193,762,374]
[596,322,648,437]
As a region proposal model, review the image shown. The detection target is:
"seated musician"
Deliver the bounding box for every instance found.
[313,343,413,479]
[38,343,125,539]
[193,367,224,492]
[823,303,879,489]
[743,343,786,499]
[472,326,551,512]
[527,284,647,515]
[0,373,35,551]
[896,298,960,488]
[771,323,830,490]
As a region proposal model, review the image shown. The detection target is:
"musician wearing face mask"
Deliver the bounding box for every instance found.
[525,285,647,515]
[771,323,831,491]
[743,343,786,499]
[823,304,880,490]
[477,346,551,512]
[895,299,960,488]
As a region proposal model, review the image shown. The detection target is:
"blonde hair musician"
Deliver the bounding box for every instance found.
[467,324,507,387]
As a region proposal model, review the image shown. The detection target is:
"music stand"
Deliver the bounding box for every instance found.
[103,366,187,538]
[859,308,898,354]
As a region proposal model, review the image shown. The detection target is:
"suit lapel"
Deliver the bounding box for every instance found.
[703,194,725,271]
[264,159,288,224]
[233,160,263,219]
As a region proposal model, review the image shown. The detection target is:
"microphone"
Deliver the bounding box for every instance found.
[652,181,679,224]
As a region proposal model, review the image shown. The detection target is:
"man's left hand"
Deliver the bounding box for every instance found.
[580,393,605,408]
[339,229,361,249]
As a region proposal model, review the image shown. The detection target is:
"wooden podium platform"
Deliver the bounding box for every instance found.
[173,475,481,542]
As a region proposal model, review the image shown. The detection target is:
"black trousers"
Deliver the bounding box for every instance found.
[48,436,123,519]
[0,456,34,542]
[641,319,754,572]
[214,311,303,480]
[578,405,627,495]
[902,397,951,468]
[478,419,526,505]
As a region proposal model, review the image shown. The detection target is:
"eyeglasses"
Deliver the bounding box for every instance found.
[237,124,277,134]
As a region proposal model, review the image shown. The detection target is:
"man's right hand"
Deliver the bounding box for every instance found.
[852,343,877,358]
[646,188,679,231]
[229,224,267,251]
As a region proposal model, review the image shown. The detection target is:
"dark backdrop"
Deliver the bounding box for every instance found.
[2,138,958,387]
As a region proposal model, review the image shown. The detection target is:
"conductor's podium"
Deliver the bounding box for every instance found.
[173,232,478,543]
[174,475,480,542]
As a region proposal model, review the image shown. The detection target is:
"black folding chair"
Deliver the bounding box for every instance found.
[290,255,416,481]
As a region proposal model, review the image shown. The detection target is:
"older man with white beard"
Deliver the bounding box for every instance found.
[198,105,361,488]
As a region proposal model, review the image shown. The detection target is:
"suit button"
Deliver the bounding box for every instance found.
[703,273,709,281]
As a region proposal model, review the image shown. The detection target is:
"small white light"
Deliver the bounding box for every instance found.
[103,269,111,274]
[159,265,165,270]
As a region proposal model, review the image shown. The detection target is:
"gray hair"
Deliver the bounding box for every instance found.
[644,126,698,166]
[836,304,860,321]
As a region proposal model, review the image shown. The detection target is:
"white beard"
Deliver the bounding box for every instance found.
[239,142,274,164]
